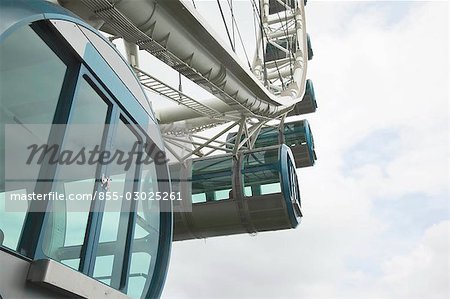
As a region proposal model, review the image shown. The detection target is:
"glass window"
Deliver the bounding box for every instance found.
[0,20,170,299]
[127,145,160,298]
[93,119,141,289]
[0,190,27,248]
[244,186,253,197]
[214,189,232,201]
[261,182,281,195]
[0,23,68,252]
[42,77,110,270]
[191,157,232,201]
[78,26,151,115]
[192,193,206,203]
[254,126,279,148]
[242,149,280,197]
[284,122,307,147]
[287,156,300,202]
[127,252,151,298]
[1,19,171,299]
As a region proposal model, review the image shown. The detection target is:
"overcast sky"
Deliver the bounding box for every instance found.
[160,1,449,298]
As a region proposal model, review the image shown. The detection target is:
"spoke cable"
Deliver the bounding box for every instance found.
[217,0,236,52]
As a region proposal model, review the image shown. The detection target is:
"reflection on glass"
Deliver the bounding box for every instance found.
[214,189,232,201]
[94,119,139,288]
[192,193,206,203]
[127,141,160,298]
[42,78,110,270]
[261,182,281,195]
[127,252,151,299]
[0,24,67,252]
[244,186,252,197]
[191,156,232,202]
[243,148,280,197]
[0,191,27,249]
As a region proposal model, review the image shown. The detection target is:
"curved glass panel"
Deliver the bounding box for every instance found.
[41,77,111,270]
[0,23,67,251]
[93,119,140,288]
[78,26,152,115]
[127,150,160,298]
[228,121,310,150]
[253,127,279,148]
[242,148,280,196]
[191,156,232,202]
[0,15,171,299]
[284,122,308,147]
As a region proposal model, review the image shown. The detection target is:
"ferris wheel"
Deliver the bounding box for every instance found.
[0,1,318,298]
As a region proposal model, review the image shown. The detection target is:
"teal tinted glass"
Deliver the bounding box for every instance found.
[192,156,232,201]
[0,24,67,251]
[242,148,280,196]
[42,77,110,270]
[127,150,160,298]
[284,122,307,147]
[254,127,279,148]
[94,119,140,288]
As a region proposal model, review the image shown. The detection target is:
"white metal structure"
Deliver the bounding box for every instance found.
[253,0,308,100]
[0,1,317,298]
[56,0,312,161]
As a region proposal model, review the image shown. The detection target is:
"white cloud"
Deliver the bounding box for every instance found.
[378,221,450,299]
[162,2,449,299]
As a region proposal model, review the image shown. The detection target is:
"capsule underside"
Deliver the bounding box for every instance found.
[172,145,302,241]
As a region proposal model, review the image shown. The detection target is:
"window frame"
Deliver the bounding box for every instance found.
[1,18,172,298]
